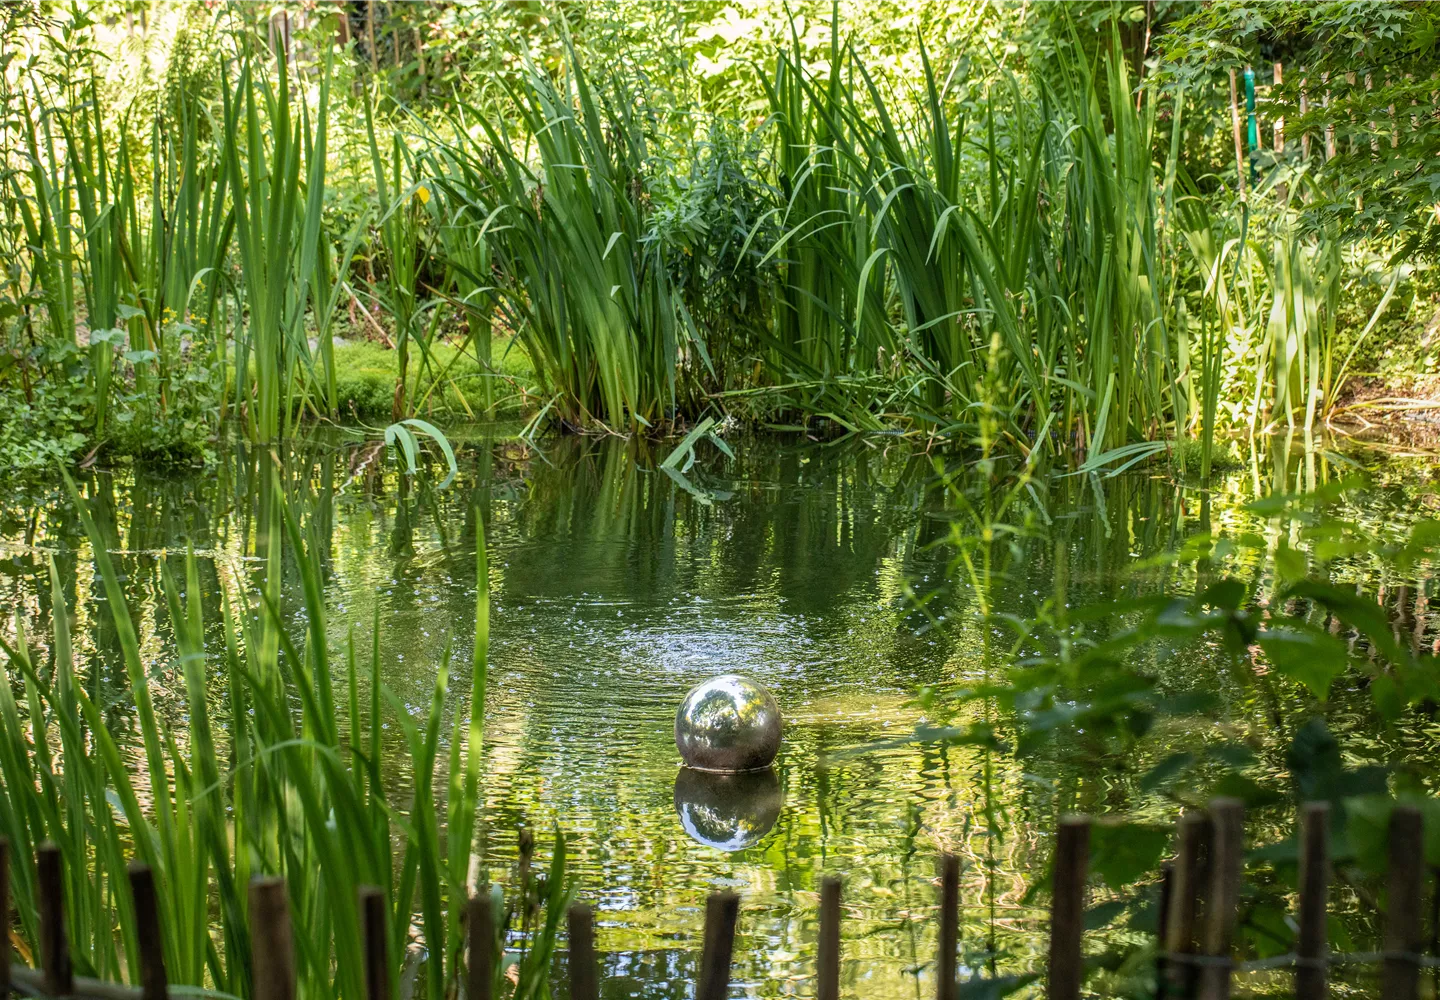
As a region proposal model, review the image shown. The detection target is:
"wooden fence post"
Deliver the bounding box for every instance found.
[1272,62,1285,152]
[366,0,378,74]
[1165,812,1213,999]
[249,877,295,1000]
[1047,817,1091,1000]
[1300,68,1312,160]
[466,894,494,1000]
[37,842,72,996]
[1229,69,1248,197]
[128,863,168,1000]
[0,837,10,1000]
[1198,799,1244,1000]
[1322,72,1336,161]
[817,877,841,1000]
[1365,73,1378,156]
[1295,802,1330,1000]
[697,891,739,1000]
[359,886,389,1000]
[1155,863,1174,987]
[1383,806,1424,1000]
[568,903,597,1000]
[937,854,959,1000]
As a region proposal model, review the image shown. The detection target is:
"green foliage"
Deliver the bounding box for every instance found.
[0,332,221,474]
[892,466,1440,990]
[385,417,458,489]
[0,341,91,472]
[0,0,1435,475]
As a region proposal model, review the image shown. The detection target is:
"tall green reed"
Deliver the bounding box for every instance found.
[432,39,696,432]
[224,51,329,441]
[758,19,876,383]
[420,133,501,418]
[754,24,1181,462]
[364,97,429,422]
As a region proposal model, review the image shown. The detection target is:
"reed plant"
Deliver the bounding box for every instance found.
[419,121,511,419]
[224,51,330,441]
[433,39,696,432]
[758,19,877,383]
[752,24,1185,462]
[0,473,571,999]
[364,97,433,422]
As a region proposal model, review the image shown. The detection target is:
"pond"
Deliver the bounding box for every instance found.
[3,429,1438,998]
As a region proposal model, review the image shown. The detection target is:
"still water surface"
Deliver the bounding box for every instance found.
[3,430,1437,998]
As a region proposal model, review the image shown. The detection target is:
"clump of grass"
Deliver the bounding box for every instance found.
[429,37,700,433]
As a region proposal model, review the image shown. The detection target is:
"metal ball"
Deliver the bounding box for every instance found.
[673,767,782,852]
[674,674,782,772]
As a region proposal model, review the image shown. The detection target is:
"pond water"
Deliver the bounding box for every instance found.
[3,429,1438,998]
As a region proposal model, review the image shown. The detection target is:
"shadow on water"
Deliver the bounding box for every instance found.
[2,427,1438,996]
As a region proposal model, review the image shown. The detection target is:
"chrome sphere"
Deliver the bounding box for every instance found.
[674,766,782,851]
[674,674,782,772]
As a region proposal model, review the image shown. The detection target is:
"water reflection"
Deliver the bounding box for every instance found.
[3,428,1438,997]
[673,766,783,851]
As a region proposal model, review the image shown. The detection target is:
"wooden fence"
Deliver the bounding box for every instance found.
[1,797,1434,1000]
[1223,61,1437,199]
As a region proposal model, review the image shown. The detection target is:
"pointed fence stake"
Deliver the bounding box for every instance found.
[1165,811,1213,1000]
[1198,799,1244,1000]
[0,837,10,1000]
[37,842,72,997]
[1155,863,1174,988]
[937,854,959,1000]
[568,902,597,1000]
[1047,817,1091,1000]
[817,876,841,1000]
[1296,802,1330,1000]
[128,862,168,1000]
[466,894,494,1000]
[1384,805,1424,1000]
[697,891,739,1000]
[359,886,389,1000]
[249,877,295,1000]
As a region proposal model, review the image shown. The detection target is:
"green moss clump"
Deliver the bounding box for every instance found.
[1171,437,1245,474]
[331,336,538,422]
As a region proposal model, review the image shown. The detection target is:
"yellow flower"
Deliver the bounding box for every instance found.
[414,185,430,205]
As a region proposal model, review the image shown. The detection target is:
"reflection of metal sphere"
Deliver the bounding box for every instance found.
[674,767,782,851]
[675,674,782,772]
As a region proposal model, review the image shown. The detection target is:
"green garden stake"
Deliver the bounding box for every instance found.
[1244,65,1259,185]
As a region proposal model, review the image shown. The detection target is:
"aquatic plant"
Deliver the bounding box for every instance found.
[0,473,572,998]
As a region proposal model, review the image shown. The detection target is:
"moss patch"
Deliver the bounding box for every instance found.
[332,336,537,422]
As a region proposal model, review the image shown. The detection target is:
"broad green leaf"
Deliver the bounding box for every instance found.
[1257,625,1349,699]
